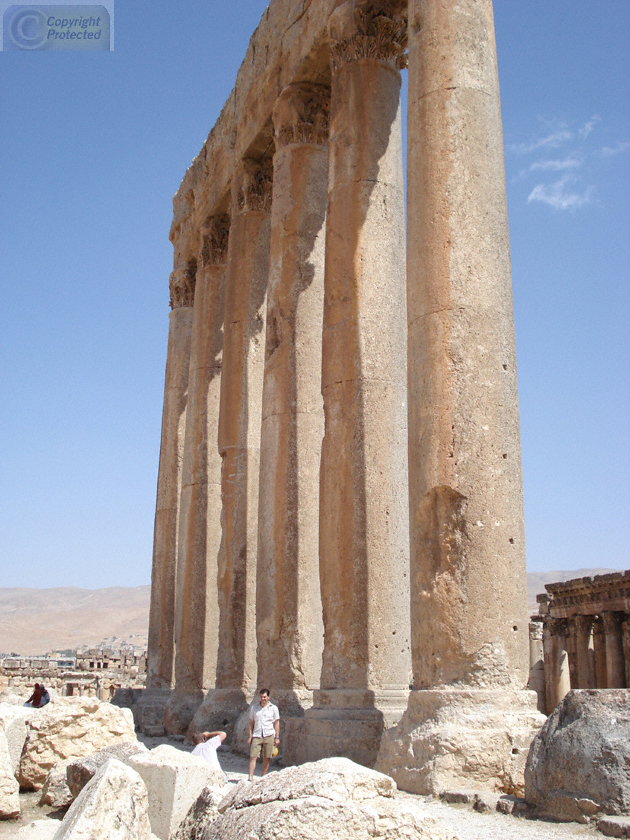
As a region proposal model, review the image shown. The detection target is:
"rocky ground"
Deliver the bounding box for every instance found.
[0,734,601,840]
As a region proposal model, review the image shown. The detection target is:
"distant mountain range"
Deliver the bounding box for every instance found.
[0,571,625,656]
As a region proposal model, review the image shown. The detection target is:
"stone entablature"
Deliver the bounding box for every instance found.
[531,571,630,714]
[538,571,630,618]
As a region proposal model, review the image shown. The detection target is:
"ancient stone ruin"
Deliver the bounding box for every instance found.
[142,0,544,793]
[531,571,630,714]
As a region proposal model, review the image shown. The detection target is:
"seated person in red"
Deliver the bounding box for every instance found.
[26,683,42,707]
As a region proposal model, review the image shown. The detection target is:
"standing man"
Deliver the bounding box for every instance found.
[248,688,279,781]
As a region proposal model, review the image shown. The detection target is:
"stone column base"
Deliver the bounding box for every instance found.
[375,688,546,796]
[187,688,249,744]
[284,688,409,768]
[163,688,205,737]
[134,688,173,736]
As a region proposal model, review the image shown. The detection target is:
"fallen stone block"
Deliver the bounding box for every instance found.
[525,689,630,817]
[40,758,73,809]
[441,790,476,805]
[0,704,35,775]
[53,758,152,840]
[66,739,148,799]
[173,784,226,840]
[496,794,529,815]
[17,697,137,790]
[219,757,395,813]
[598,816,630,838]
[127,744,224,840]
[206,794,456,840]
[473,791,500,813]
[0,729,20,819]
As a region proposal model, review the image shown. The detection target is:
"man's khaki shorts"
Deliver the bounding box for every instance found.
[250,735,275,759]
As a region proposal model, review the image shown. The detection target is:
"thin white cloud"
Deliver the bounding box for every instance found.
[510,129,573,156]
[578,116,601,139]
[529,156,582,172]
[601,141,630,157]
[527,175,593,210]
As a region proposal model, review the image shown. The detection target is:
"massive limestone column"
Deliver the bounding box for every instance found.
[165,217,230,736]
[603,611,627,688]
[142,261,195,735]
[298,0,410,769]
[543,618,571,713]
[256,84,328,717]
[377,0,544,792]
[574,614,597,689]
[198,159,272,735]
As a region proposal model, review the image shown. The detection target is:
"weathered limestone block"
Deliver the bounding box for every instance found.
[0,729,20,819]
[173,785,225,840]
[17,697,137,790]
[205,759,455,840]
[377,688,544,796]
[0,703,33,774]
[220,757,395,811]
[66,740,148,799]
[598,816,630,838]
[53,758,153,840]
[40,758,73,808]
[127,744,225,840]
[525,689,630,819]
[205,796,456,840]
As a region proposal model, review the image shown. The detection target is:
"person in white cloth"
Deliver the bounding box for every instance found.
[248,688,279,781]
[191,729,226,773]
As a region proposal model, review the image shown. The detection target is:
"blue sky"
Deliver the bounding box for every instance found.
[0,1,628,588]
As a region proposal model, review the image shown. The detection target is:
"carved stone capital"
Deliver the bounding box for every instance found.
[573,614,595,635]
[328,0,407,73]
[200,215,230,267]
[235,159,273,213]
[544,617,568,640]
[169,265,196,309]
[273,83,330,148]
[603,611,624,633]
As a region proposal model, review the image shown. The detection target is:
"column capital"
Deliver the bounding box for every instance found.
[272,83,330,149]
[235,158,273,214]
[529,621,543,642]
[169,266,196,309]
[328,0,407,74]
[573,614,595,633]
[544,617,568,639]
[603,610,624,633]
[200,215,230,267]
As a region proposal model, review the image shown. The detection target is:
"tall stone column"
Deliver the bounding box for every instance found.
[298,0,410,769]
[256,84,328,718]
[165,217,230,736]
[377,0,544,792]
[593,617,608,688]
[603,611,627,688]
[527,621,546,713]
[543,619,571,714]
[142,263,195,735]
[199,159,272,735]
[574,614,597,689]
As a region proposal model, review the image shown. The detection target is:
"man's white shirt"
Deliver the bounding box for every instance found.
[249,701,279,738]
[191,735,222,771]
